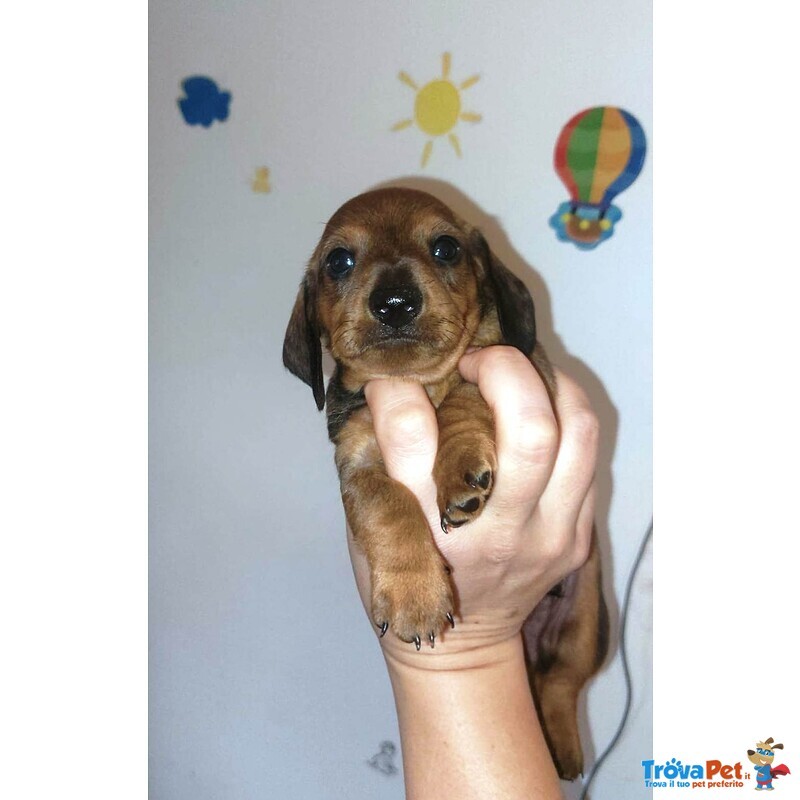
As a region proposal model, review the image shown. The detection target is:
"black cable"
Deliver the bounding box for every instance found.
[579,518,653,800]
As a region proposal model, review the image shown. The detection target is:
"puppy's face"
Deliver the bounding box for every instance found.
[314,189,484,383]
[284,187,536,408]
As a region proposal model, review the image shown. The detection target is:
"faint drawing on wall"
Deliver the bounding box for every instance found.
[392,52,482,168]
[178,76,232,128]
[367,740,399,776]
[549,106,646,250]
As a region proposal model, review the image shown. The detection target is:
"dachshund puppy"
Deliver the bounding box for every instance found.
[283,187,607,780]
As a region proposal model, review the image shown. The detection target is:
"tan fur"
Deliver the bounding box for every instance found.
[334,406,453,642]
[531,542,606,778]
[283,187,606,778]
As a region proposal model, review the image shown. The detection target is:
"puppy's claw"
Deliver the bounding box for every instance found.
[440,515,467,533]
[414,635,421,651]
[446,612,455,629]
[429,632,435,648]
[378,621,389,638]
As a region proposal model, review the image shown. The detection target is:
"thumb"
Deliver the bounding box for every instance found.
[364,379,438,504]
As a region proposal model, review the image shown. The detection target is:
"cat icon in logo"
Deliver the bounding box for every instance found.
[747,737,791,790]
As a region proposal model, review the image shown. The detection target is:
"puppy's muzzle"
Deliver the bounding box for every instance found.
[368,285,423,330]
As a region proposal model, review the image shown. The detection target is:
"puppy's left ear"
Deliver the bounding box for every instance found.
[282,274,325,410]
[472,231,537,355]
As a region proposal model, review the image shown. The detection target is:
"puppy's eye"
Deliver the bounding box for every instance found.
[431,235,460,264]
[326,248,356,278]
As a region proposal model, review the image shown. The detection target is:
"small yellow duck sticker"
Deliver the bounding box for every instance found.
[251,167,271,194]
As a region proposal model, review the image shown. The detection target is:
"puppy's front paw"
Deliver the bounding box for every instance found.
[371,557,454,649]
[435,447,496,532]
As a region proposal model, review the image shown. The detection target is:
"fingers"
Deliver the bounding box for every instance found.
[458,347,559,520]
[366,354,599,573]
[539,369,599,526]
[458,349,599,563]
[571,483,596,571]
[364,379,439,514]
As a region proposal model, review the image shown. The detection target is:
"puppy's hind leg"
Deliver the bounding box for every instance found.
[527,543,608,781]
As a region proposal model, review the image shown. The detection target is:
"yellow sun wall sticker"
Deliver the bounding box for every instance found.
[392,52,482,168]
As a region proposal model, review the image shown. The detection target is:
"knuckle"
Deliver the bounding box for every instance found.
[570,408,600,454]
[570,535,592,571]
[478,344,531,377]
[379,402,434,448]
[513,413,559,464]
[536,526,571,563]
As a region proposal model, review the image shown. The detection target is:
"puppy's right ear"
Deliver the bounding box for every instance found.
[282,275,325,410]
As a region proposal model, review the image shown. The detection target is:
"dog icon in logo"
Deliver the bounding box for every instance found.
[747,737,791,790]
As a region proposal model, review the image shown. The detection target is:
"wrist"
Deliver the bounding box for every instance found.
[383,633,561,800]
[382,629,524,675]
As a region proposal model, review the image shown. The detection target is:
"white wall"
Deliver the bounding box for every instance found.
[150,1,652,797]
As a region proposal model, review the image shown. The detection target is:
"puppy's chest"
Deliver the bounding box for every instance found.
[325,368,462,444]
[423,371,462,408]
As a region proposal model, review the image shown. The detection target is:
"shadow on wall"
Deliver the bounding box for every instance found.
[369,175,622,774]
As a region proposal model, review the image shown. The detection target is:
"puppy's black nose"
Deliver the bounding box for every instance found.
[368,286,423,329]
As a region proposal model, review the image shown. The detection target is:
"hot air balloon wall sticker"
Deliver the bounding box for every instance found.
[549,106,647,250]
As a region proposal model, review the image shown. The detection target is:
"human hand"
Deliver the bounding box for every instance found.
[347,345,598,669]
